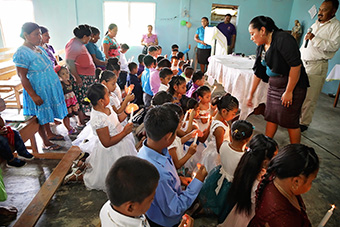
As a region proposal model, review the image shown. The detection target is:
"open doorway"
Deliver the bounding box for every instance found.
[210,4,238,27]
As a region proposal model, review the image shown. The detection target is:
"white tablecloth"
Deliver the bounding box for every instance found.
[326,64,340,81]
[206,55,268,119]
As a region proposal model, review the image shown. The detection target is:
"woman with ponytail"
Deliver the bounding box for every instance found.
[219,134,278,226]
[247,16,309,144]
[102,23,120,59]
[248,144,319,226]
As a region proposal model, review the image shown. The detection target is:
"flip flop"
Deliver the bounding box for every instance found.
[43,144,62,151]
[49,135,64,141]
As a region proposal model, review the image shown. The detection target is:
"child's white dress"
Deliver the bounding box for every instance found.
[200,120,230,173]
[83,105,137,191]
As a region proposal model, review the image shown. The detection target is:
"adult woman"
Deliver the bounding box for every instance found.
[248,144,319,226]
[39,26,57,65]
[102,23,120,59]
[13,22,67,150]
[85,26,107,69]
[141,25,158,54]
[194,17,211,72]
[247,16,309,144]
[65,24,96,125]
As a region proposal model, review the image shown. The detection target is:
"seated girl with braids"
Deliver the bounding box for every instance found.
[248,144,319,227]
[219,134,278,226]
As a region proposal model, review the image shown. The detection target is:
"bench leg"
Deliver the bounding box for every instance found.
[334,81,340,108]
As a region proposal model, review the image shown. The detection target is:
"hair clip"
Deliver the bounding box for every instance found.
[252,126,255,130]
[84,97,91,103]
[242,132,245,136]
[54,65,61,74]
[234,129,239,133]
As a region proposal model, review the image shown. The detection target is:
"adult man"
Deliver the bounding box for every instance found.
[300,0,340,131]
[217,14,236,54]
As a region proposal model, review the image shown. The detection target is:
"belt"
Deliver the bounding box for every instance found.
[303,59,328,65]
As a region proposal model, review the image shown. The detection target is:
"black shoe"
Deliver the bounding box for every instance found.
[300,124,308,132]
[6,158,26,168]
[18,151,34,160]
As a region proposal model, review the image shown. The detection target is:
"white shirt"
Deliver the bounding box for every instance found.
[120,52,129,72]
[300,17,340,61]
[113,84,123,103]
[158,83,169,92]
[100,200,150,227]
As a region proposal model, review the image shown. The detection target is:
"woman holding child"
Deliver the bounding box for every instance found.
[13,22,67,150]
[65,24,96,126]
[247,16,309,144]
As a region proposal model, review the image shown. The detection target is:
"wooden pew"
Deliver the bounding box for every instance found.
[13,146,82,227]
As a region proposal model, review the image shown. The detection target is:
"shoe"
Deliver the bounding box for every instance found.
[18,151,34,160]
[68,128,78,135]
[6,158,26,168]
[48,135,65,141]
[43,144,62,151]
[300,124,308,132]
[63,167,84,184]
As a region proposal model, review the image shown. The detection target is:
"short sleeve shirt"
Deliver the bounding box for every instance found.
[196,26,211,49]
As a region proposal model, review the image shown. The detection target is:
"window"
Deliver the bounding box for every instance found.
[103,1,156,46]
[0,0,35,47]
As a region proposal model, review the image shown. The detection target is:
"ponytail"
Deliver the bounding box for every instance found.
[96,68,116,83]
[211,93,238,112]
[230,120,253,141]
[249,16,279,33]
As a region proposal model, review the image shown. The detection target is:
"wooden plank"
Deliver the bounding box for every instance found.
[0,52,14,63]
[0,47,15,53]
[0,64,15,74]
[0,69,17,80]
[13,146,82,227]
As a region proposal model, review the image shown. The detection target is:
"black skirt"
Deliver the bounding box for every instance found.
[197,48,211,64]
[265,75,306,129]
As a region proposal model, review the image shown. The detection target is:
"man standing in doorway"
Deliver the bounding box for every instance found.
[300,0,340,132]
[217,13,236,54]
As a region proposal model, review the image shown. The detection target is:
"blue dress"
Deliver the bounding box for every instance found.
[13,46,67,125]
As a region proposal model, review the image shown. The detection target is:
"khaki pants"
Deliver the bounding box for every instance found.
[300,60,328,126]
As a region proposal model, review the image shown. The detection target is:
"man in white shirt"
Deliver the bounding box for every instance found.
[300,0,340,131]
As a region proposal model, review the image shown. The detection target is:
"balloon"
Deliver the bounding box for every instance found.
[186,22,192,28]
[180,20,187,26]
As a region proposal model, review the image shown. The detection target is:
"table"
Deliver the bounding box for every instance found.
[206,55,268,119]
[326,64,340,107]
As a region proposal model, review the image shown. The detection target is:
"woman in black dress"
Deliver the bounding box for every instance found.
[247,16,309,144]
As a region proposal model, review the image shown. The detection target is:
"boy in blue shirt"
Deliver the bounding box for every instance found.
[141,55,156,107]
[138,105,208,227]
[127,62,143,106]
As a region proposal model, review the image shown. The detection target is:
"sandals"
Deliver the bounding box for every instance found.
[43,144,62,151]
[68,128,78,135]
[63,167,84,184]
[48,135,64,141]
[76,124,86,130]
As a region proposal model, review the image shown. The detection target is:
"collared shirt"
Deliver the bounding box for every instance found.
[300,17,340,61]
[196,26,212,49]
[186,82,199,98]
[137,141,203,227]
[217,22,236,45]
[100,200,150,227]
[150,69,161,95]
[141,68,153,96]
[120,52,129,72]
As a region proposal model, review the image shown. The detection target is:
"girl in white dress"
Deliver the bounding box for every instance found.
[219,134,278,226]
[200,94,239,173]
[68,83,137,191]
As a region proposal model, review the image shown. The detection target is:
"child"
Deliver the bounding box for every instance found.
[150,59,171,95]
[55,65,80,134]
[177,60,185,75]
[186,71,205,98]
[220,134,278,227]
[0,99,34,167]
[151,91,174,106]
[168,75,187,107]
[117,43,130,89]
[65,84,137,190]
[127,62,143,106]
[100,156,159,227]
[137,54,145,77]
[159,67,172,92]
[171,56,179,71]
[141,55,156,107]
[200,93,239,173]
[194,86,215,129]
[198,120,254,223]
[170,44,191,59]
[137,105,208,226]
[148,46,158,58]
[106,59,123,103]
[85,26,107,69]
[165,103,197,172]
[184,66,194,86]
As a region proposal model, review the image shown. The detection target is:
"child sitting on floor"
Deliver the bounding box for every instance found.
[186,71,205,98]
[138,105,207,226]
[158,67,172,92]
[127,62,143,106]
[198,120,254,223]
[54,65,80,135]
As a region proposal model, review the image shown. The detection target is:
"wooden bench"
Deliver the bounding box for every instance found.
[13,146,82,227]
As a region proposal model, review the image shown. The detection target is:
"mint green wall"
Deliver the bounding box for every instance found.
[289,0,340,95]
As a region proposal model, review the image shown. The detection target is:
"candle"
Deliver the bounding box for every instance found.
[193,132,198,145]
[318,205,335,227]
[211,86,216,94]
[197,163,202,169]
[190,59,193,66]
[183,111,189,121]
[129,110,134,123]
[207,114,210,125]
[192,172,196,179]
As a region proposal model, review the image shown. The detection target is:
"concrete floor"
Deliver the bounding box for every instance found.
[1,92,339,227]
